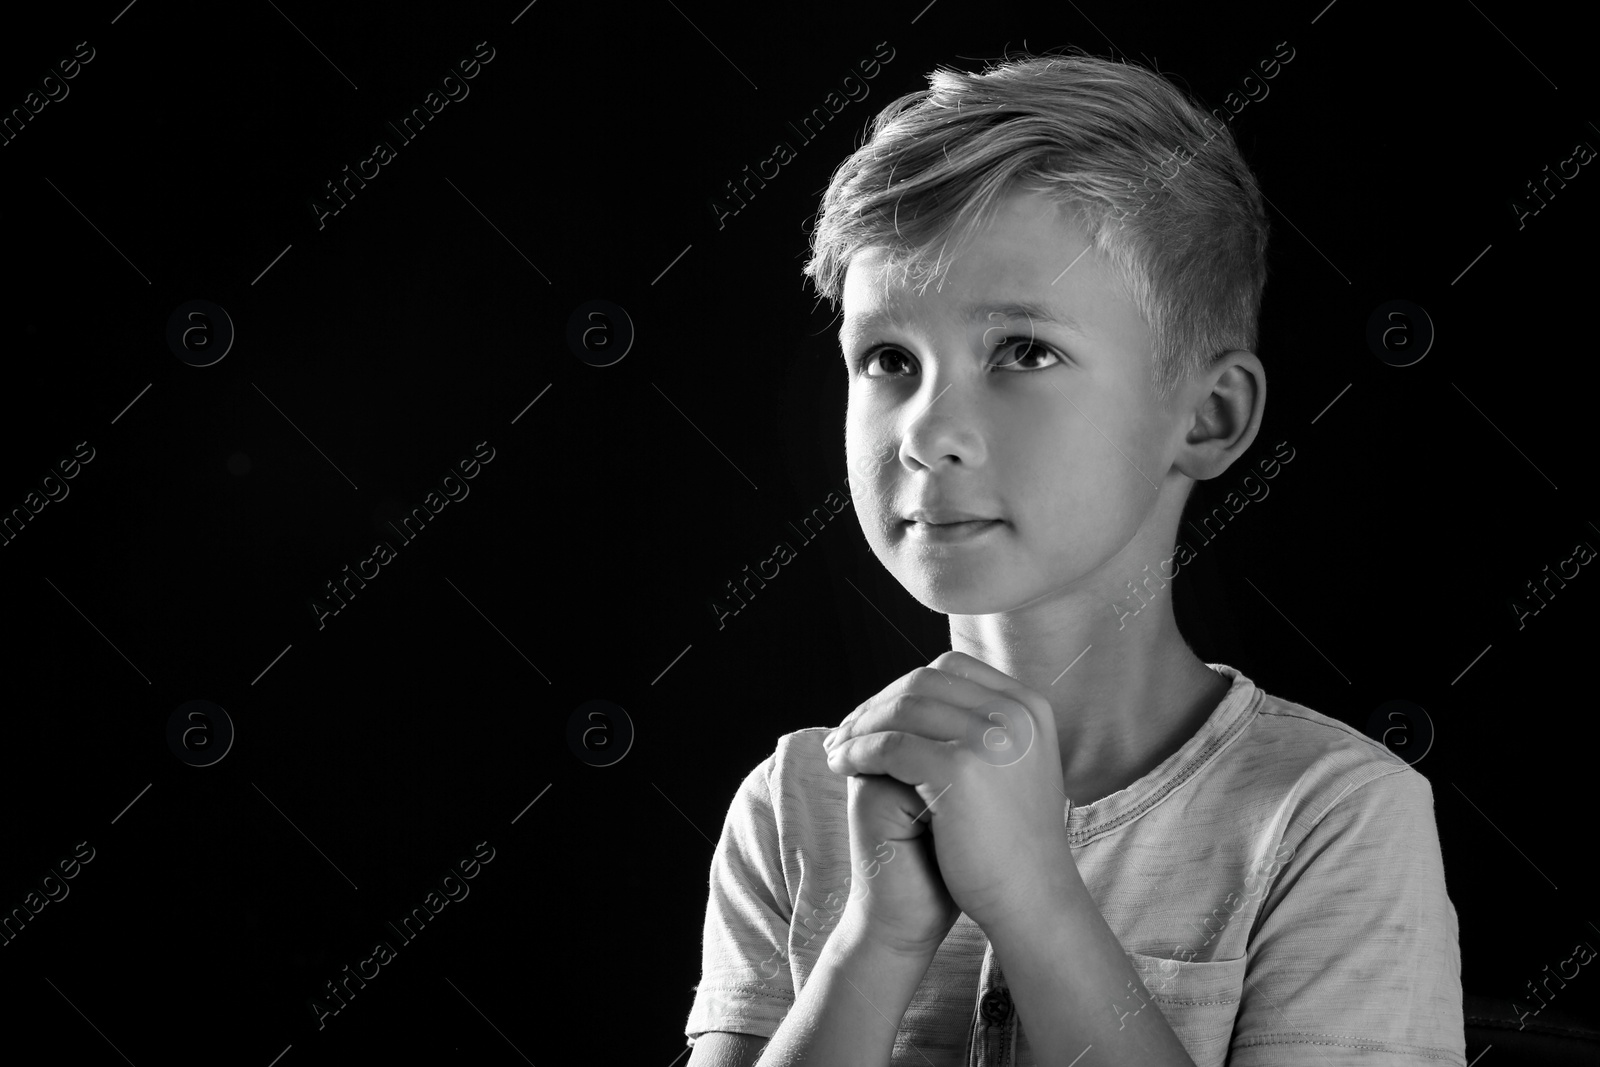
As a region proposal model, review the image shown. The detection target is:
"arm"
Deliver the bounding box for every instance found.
[754,913,934,1067]
[687,1033,768,1067]
[1225,769,1465,1065]
[985,866,1197,1067]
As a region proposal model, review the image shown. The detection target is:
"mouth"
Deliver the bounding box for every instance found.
[901,519,1000,527]
[901,518,1004,542]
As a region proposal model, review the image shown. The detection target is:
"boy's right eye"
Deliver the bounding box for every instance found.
[853,345,914,377]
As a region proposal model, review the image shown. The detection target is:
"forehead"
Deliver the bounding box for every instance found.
[839,192,1137,345]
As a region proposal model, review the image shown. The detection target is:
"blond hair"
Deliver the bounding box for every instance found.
[803,49,1271,401]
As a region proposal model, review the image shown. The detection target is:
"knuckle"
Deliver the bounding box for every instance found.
[860,730,898,758]
[889,692,921,717]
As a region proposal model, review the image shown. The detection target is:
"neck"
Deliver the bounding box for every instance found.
[948,591,1226,804]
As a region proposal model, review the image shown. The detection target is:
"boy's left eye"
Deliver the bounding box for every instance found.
[990,337,1063,371]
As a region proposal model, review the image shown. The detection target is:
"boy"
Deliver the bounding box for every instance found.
[685,49,1464,1066]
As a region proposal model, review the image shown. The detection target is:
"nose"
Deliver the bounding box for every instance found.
[899,378,989,471]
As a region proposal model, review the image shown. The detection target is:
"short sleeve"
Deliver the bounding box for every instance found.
[684,752,797,1043]
[1228,768,1466,1066]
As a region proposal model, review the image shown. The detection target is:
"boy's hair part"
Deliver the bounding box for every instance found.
[804,47,1272,406]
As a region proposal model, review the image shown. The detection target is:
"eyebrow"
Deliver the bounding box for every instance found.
[838,299,1083,354]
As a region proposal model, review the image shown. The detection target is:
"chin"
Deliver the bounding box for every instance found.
[894,568,1022,617]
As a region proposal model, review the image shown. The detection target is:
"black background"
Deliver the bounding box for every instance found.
[1,0,1596,1063]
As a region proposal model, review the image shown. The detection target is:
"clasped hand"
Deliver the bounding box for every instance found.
[823,650,1077,944]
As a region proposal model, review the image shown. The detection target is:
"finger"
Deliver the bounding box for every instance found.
[831,666,1002,743]
[930,650,1031,695]
[925,653,1057,769]
[931,651,1056,731]
[829,678,1042,772]
[829,699,1039,773]
[965,699,1040,768]
[826,729,954,802]
[850,773,938,837]
[830,694,971,752]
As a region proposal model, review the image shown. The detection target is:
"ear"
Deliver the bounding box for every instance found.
[1173,350,1265,482]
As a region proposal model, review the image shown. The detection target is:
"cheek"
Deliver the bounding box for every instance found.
[844,417,897,498]
[1021,445,1146,572]
[1000,418,1097,519]
[1064,402,1159,510]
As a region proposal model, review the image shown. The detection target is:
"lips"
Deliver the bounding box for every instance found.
[904,508,998,525]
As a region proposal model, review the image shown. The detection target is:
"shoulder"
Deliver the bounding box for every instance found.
[724,727,846,837]
[1251,687,1409,765]
[1210,680,1452,931]
[765,727,847,810]
[772,726,834,772]
[1221,675,1436,823]
[712,729,850,911]
[733,728,834,794]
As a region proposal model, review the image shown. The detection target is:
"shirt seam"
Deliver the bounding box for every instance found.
[1151,994,1242,1006]
[699,985,795,1005]
[1242,762,1422,948]
[1297,761,1418,839]
[1265,705,1412,767]
[1233,1032,1463,1060]
[1069,684,1263,842]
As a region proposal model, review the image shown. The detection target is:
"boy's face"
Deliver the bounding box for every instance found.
[840,189,1186,617]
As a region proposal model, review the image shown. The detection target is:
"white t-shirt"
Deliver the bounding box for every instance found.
[685,662,1465,1066]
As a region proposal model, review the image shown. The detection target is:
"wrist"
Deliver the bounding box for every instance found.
[982,850,1086,942]
[833,903,946,965]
